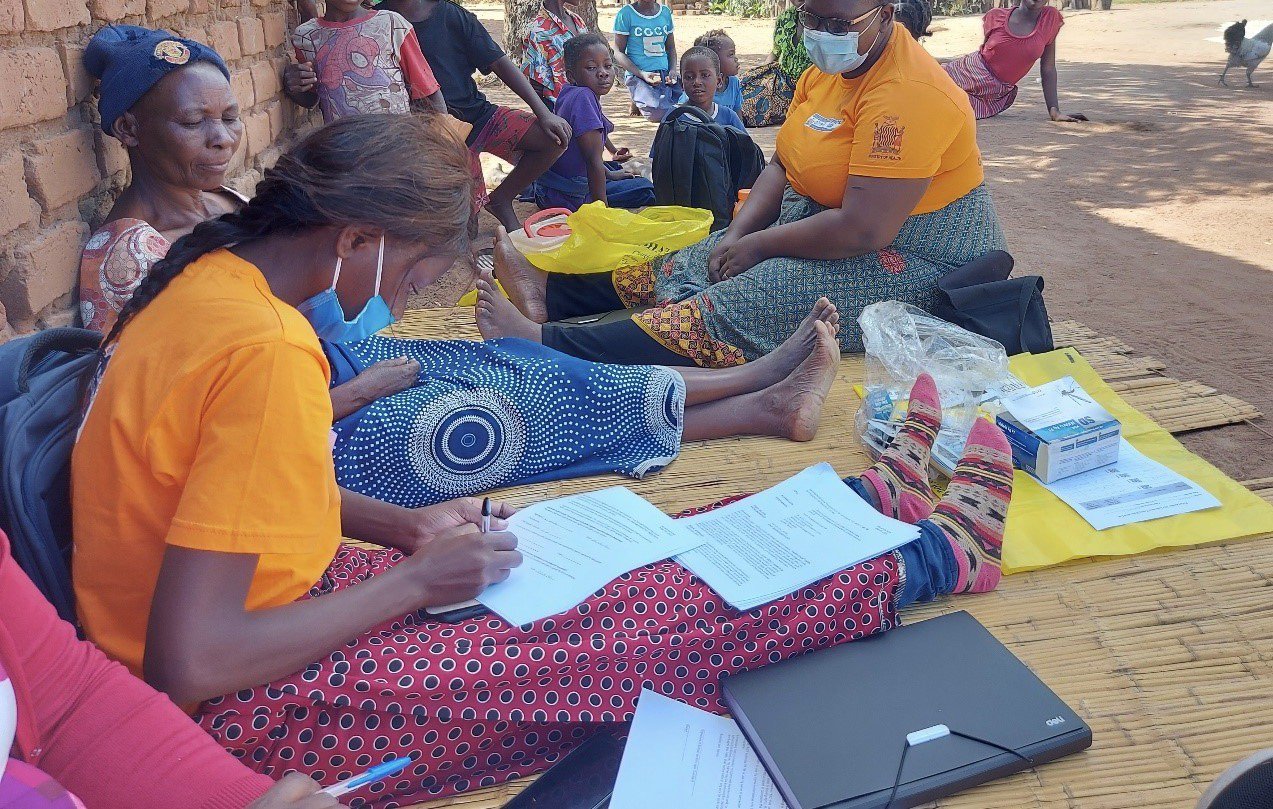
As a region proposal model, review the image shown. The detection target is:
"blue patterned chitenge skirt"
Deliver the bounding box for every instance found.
[325,336,686,507]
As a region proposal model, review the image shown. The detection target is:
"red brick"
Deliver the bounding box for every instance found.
[169,19,204,43]
[24,129,101,212]
[0,2,24,32]
[238,17,266,56]
[188,0,210,12]
[251,0,270,8]
[0,152,38,237]
[243,108,271,158]
[23,0,90,31]
[250,59,281,104]
[88,0,145,20]
[146,0,187,19]
[229,67,255,109]
[261,10,286,48]
[60,43,94,106]
[0,49,68,127]
[94,130,129,178]
[1,220,89,325]
[265,99,283,140]
[207,20,242,61]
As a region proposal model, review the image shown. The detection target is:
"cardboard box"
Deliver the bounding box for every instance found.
[996,376,1121,483]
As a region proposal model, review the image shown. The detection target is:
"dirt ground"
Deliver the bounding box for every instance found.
[453,0,1273,480]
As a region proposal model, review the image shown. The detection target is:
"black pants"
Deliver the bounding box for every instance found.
[541,274,696,366]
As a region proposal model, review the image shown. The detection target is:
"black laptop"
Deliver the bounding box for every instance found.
[721,611,1092,808]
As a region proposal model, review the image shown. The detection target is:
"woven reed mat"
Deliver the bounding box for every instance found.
[385,308,1270,809]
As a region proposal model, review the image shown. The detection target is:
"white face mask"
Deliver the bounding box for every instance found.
[803,7,884,75]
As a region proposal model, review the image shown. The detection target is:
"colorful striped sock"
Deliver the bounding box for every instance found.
[860,373,941,523]
[926,419,1014,594]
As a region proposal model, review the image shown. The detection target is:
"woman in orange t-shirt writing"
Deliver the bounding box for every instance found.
[942,0,1086,121]
[477,0,1007,367]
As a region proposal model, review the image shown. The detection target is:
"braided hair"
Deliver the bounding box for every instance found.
[694,29,733,49]
[893,0,933,40]
[102,113,473,348]
[563,32,610,75]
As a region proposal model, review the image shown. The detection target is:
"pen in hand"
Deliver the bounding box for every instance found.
[320,756,413,798]
[481,496,491,535]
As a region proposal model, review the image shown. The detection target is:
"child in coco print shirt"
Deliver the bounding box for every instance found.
[613,0,679,121]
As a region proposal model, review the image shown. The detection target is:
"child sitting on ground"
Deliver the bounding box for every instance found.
[613,0,679,122]
[678,29,742,113]
[679,45,747,130]
[378,0,572,231]
[284,0,445,122]
[532,34,655,212]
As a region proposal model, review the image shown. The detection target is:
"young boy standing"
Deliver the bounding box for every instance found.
[284,0,445,122]
[379,0,572,231]
[612,0,679,122]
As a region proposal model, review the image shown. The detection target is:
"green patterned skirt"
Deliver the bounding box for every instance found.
[636,184,1006,361]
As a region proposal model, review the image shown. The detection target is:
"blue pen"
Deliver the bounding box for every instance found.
[320,756,414,798]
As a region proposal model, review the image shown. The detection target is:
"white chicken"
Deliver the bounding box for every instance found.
[1220,19,1273,87]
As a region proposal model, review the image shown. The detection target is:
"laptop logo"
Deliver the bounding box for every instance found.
[1046,716,1066,727]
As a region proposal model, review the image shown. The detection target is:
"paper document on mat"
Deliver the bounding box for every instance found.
[610,689,786,809]
[675,463,919,611]
[1043,440,1220,530]
[477,487,699,626]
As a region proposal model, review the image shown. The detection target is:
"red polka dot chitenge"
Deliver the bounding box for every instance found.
[196,495,900,807]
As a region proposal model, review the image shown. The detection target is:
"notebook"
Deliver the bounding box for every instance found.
[721,611,1092,808]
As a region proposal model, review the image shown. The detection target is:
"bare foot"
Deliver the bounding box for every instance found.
[759,319,840,442]
[475,270,544,343]
[491,226,550,324]
[745,297,841,390]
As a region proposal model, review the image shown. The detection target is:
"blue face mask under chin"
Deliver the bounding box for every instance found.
[297,233,397,343]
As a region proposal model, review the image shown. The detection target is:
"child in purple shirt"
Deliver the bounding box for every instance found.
[533,34,655,212]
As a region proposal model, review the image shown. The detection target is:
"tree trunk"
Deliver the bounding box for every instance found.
[503,0,600,66]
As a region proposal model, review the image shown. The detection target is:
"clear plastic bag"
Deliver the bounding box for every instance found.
[855,302,1013,474]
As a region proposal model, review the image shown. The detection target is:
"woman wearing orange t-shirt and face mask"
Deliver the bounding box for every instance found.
[478,0,1008,368]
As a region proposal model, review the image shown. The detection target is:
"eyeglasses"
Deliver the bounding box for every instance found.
[797,4,884,36]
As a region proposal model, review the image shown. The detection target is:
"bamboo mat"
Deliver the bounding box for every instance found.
[385,308,1271,809]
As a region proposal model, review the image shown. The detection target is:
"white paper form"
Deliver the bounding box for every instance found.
[1043,440,1221,530]
[476,486,700,626]
[609,689,786,809]
[674,463,919,611]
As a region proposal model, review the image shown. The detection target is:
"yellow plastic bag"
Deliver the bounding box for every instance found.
[1001,348,1273,573]
[520,202,713,274]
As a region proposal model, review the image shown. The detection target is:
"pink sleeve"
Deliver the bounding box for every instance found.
[982,9,1002,38]
[400,27,442,100]
[1,538,273,809]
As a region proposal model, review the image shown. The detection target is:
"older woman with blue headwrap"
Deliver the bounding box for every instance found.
[78,24,245,334]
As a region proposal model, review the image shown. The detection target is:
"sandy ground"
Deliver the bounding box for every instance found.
[446,0,1273,480]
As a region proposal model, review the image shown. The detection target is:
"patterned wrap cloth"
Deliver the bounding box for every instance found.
[196,494,900,808]
[739,6,809,128]
[327,335,686,507]
[941,50,1019,120]
[518,6,587,102]
[615,184,1006,366]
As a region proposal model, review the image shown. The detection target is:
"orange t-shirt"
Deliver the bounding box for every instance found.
[775,27,983,216]
[71,249,342,676]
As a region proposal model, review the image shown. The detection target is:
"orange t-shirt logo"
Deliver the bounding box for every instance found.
[869,116,904,160]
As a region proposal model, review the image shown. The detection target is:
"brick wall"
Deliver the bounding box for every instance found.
[0,0,310,341]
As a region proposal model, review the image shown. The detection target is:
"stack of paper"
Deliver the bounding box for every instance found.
[477,486,702,626]
[1042,439,1221,530]
[609,690,786,809]
[675,463,920,611]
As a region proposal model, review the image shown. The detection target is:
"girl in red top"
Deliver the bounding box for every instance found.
[941,0,1085,121]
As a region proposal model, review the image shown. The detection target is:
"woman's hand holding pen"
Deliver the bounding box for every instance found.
[403,526,522,607]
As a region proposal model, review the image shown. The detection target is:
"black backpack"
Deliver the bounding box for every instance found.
[0,327,102,624]
[652,105,767,231]
[932,250,1054,356]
